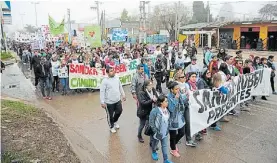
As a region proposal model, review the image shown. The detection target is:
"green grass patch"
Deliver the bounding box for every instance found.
[0,51,14,60]
[1,100,38,117]
[1,151,28,163]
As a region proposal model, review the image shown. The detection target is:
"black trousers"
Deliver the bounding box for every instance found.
[270,77,275,92]
[184,106,192,141]
[155,73,163,93]
[105,101,123,128]
[52,76,59,92]
[169,125,185,150]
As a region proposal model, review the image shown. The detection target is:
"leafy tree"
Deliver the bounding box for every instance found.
[24,24,39,33]
[120,8,130,22]
[259,4,277,20]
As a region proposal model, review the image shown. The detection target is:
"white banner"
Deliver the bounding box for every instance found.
[69,56,157,89]
[189,68,271,137]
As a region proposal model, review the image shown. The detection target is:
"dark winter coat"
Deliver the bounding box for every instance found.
[137,88,159,119]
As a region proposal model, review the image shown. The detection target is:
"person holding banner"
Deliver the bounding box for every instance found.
[167,81,186,157]
[149,95,173,163]
[58,60,69,95]
[186,72,205,139]
[100,66,126,133]
[260,57,269,100]
[267,56,277,95]
[175,72,197,147]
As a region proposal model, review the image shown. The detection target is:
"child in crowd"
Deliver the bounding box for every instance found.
[58,60,69,95]
[212,73,229,95]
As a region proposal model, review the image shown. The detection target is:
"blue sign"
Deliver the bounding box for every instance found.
[1,1,11,11]
[146,35,168,44]
[111,28,128,42]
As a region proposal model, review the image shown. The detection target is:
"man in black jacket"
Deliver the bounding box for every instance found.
[154,54,165,93]
[267,55,277,95]
[36,57,52,100]
[1,60,5,73]
[30,51,41,86]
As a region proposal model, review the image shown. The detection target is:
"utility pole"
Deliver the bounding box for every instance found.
[0,4,7,52]
[147,2,150,33]
[207,1,210,23]
[20,13,25,29]
[67,9,71,43]
[139,1,146,43]
[175,2,181,42]
[90,1,101,25]
[31,2,39,27]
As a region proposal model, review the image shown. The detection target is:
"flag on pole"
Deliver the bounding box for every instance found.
[48,15,65,36]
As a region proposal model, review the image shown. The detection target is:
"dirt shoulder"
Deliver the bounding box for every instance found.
[1,99,80,163]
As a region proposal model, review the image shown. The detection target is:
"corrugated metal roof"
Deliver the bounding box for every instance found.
[180,22,232,30]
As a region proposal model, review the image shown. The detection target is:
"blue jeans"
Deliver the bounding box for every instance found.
[40,77,50,97]
[60,78,68,93]
[151,135,168,161]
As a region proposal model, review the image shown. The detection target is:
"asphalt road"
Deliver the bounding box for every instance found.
[1,50,277,163]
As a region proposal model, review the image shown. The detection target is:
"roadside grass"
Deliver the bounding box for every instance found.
[1,100,38,119]
[1,151,29,163]
[0,51,14,60]
[1,99,80,163]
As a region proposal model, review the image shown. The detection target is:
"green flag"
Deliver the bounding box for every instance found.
[49,15,65,36]
[84,26,102,48]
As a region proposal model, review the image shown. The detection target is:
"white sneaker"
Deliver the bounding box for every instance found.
[114,123,120,129]
[110,128,117,133]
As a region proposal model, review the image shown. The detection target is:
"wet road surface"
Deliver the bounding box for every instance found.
[46,87,277,163]
[2,51,277,163]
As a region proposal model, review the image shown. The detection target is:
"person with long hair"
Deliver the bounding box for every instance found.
[149,95,173,163]
[137,80,159,143]
[186,72,205,138]
[175,72,197,147]
[208,54,219,76]
[167,81,186,157]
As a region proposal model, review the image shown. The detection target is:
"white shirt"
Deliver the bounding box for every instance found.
[218,71,227,83]
[51,60,60,76]
[154,50,162,56]
[58,66,68,78]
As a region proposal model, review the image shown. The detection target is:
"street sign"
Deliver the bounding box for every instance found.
[0,1,11,11]
[1,1,12,25]
[2,15,11,25]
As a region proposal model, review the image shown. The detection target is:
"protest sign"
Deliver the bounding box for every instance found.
[69,56,159,89]
[111,28,128,42]
[84,26,102,48]
[188,68,271,137]
[69,59,141,89]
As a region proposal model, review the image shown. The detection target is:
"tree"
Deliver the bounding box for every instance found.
[120,8,130,22]
[149,3,190,41]
[24,24,39,33]
[259,4,277,20]
[191,1,207,23]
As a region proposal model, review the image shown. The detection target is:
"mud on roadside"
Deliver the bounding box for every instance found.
[1,99,80,163]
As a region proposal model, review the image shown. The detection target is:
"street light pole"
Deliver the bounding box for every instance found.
[20,13,25,29]
[31,2,40,27]
[90,1,101,25]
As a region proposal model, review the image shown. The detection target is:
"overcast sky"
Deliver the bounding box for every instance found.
[6,0,275,32]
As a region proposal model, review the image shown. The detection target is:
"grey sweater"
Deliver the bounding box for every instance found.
[100,77,125,104]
